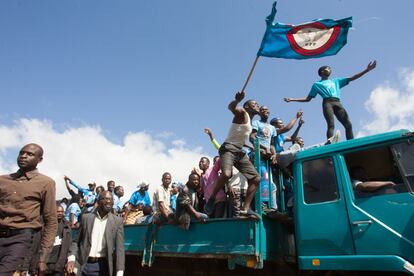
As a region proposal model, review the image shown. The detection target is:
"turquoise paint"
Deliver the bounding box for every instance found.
[295,129,414,272]
[299,255,413,273]
[294,157,355,256]
[124,130,414,273]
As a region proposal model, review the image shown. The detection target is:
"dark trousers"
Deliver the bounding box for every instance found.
[0,229,34,275]
[82,258,109,276]
[322,98,354,140]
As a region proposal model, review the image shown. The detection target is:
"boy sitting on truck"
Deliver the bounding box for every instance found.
[176,173,208,230]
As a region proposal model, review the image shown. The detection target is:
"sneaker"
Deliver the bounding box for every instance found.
[332,130,341,143]
[203,197,215,216]
[325,130,341,145]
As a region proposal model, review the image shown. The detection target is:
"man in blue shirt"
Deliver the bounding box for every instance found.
[284,61,377,140]
[270,111,303,153]
[113,186,124,214]
[127,181,151,208]
[64,176,96,212]
[64,194,84,228]
[250,106,278,207]
[250,105,277,161]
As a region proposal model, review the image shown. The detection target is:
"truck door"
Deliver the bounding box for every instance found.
[341,141,414,264]
[295,156,355,258]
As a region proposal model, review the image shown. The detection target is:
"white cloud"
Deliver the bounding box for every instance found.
[155,131,174,139]
[0,118,207,201]
[358,68,414,136]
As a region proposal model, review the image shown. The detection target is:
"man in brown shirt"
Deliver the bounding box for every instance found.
[0,143,57,275]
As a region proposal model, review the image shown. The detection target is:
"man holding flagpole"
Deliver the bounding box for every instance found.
[284,61,376,140]
[204,91,261,220]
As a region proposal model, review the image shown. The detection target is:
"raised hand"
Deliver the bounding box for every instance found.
[367,60,377,71]
[204,128,214,141]
[284,97,291,103]
[296,110,303,118]
[235,91,245,102]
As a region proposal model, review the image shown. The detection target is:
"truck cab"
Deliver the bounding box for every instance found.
[293,129,414,274]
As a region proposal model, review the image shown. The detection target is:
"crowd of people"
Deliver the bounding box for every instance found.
[0,62,377,275]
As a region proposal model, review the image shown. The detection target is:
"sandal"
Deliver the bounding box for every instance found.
[239,209,261,220]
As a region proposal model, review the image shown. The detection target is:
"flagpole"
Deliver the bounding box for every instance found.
[241,55,260,93]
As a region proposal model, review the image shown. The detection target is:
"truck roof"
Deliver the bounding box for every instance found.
[295,129,412,161]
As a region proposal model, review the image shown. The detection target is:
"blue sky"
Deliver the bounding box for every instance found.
[0,0,413,197]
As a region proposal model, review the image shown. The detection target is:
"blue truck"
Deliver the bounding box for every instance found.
[124,129,414,275]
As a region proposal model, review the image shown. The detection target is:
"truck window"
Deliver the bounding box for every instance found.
[302,157,339,204]
[344,144,408,199]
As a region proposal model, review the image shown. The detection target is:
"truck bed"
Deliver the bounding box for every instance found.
[124,215,295,269]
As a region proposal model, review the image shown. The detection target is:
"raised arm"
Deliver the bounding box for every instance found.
[347,60,376,82]
[64,177,77,198]
[288,118,305,143]
[284,96,312,103]
[204,128,221,150]
[278,111,303,135]
[64,175,88,194]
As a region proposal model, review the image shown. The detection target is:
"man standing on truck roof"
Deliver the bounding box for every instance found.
[204,91,261,219]
[284,61,377,140]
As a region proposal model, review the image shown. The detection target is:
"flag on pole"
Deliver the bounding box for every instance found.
[257,2,352,59]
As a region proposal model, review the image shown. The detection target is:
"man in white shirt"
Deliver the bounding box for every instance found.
[66,191,125,276]
[152,172,174,224]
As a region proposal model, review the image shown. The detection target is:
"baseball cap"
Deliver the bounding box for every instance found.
[137,180,150,189]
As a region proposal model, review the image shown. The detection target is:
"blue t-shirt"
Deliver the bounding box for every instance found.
[308,78,349,99]
[275,134,286,153]
[170,194,177,212]
[252,120,277,149]
[128,191,151,207]
[113,194,123,213]
[64,202,81,223]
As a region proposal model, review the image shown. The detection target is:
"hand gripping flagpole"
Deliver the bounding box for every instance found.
[240,56,260,93]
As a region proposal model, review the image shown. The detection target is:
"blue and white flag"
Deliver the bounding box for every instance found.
[257,2,352,59]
